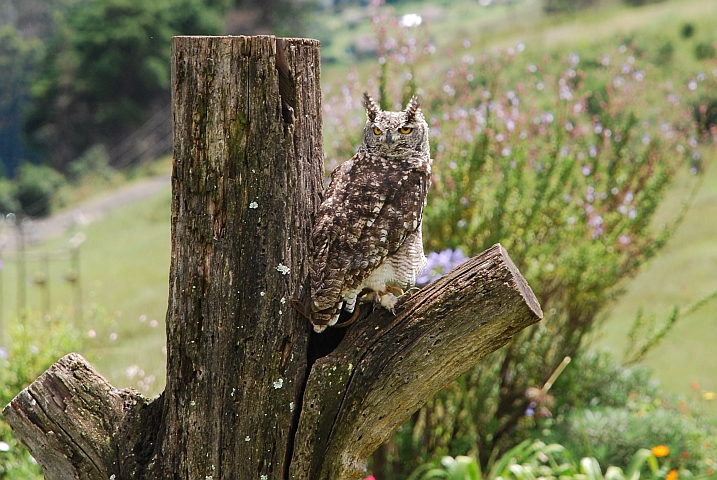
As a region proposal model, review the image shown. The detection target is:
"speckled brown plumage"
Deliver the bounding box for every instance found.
[309,94,432,332]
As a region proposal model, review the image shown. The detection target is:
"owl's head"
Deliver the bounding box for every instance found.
[362,93,429,157]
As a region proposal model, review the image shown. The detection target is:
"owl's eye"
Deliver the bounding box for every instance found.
[373,126,382,135]
[399,126,413,134]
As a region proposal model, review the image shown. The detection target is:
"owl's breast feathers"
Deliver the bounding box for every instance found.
[309,149,431,325]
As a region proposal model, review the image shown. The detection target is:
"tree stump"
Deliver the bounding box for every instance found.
[2,36,542,480]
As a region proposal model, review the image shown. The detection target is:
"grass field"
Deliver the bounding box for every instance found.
[1,0,716,405]
[594,160,717,409]
[0,183,172,395]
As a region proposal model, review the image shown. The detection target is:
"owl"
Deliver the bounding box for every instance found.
[309,93,432,333]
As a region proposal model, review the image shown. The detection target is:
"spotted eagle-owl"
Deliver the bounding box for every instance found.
[309,93,432,333]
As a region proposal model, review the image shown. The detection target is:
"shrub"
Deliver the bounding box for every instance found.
[407,440,686,480]
[654,39,674,66]
[407,440,568,480]
[0,313,81,479]
[693,96,717,139]
[540,352,717,475]
[549,352,659,412]
[323,11,715,480]
[694,42,716,60]
[621,0,665,6]
[409,44,699,474]
[13,162,66,217]
[0,179,19,214]
[543,0,601,14]
[66,144,115,184]
[552,407,715,473]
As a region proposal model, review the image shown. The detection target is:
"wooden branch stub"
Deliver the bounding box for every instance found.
[291,243,543,479]
[1,353,156,480]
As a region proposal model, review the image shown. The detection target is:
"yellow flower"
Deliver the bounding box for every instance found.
[702,391,715,400]
[652,445,670,457]
[666,469,678,480]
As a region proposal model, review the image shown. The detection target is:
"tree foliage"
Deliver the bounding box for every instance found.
[0,25,42,176]
[24,0,223,170]
[12,162,67,216]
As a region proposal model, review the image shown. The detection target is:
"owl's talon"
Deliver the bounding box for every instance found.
[379,291,398,314]
[313,323,328,334]
[386,286,405,297]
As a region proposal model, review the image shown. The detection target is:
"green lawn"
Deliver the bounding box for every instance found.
[1,184,172,396]
[594,160,717,411]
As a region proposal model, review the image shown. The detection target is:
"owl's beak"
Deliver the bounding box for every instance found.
[385,131,393,144]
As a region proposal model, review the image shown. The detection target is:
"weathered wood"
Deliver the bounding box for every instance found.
[2,35,543,480]
[151,35,323,479]
[290,243,542,479]
[1,353,156,480]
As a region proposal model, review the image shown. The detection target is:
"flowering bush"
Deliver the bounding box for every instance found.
[541,353,717,474]
[416,249,468,286]
[323,6,717,478]
[546,404,717,474]
[418,42,713,469]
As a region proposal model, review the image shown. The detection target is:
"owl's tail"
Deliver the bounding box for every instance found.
[293,296,356,333]
[291,297,341,333]
[310,304,342,333]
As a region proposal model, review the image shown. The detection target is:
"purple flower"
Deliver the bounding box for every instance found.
[416,249,469,286]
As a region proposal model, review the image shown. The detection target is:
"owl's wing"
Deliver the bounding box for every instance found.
[310,153,429,318]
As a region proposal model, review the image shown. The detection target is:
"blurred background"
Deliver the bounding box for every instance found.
[0,0,716,478]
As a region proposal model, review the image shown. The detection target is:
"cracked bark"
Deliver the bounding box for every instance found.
[2,36,542,480]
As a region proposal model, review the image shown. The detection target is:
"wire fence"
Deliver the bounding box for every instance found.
[0,101,171,342]
[109,103,173,169]
[0,219,84,344]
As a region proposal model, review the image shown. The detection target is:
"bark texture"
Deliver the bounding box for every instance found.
[290,243,542,479]
[1,352,159,480]
[2,36,543,480]
[153,35,323,479]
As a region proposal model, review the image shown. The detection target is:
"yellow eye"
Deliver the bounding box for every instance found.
[372,126,382,135]
[399,126,413,134]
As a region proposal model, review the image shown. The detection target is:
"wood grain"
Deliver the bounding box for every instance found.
[290,243,542,479]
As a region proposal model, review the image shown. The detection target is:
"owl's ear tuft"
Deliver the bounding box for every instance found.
[363,92,380,122]
[404,95,421,122]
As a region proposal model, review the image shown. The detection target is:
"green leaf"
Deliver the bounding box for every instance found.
[625,448,656,480]
[581,457,605,480]
[488,439,534,479]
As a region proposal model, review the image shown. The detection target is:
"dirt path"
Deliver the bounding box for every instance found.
[1,175,170,251]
